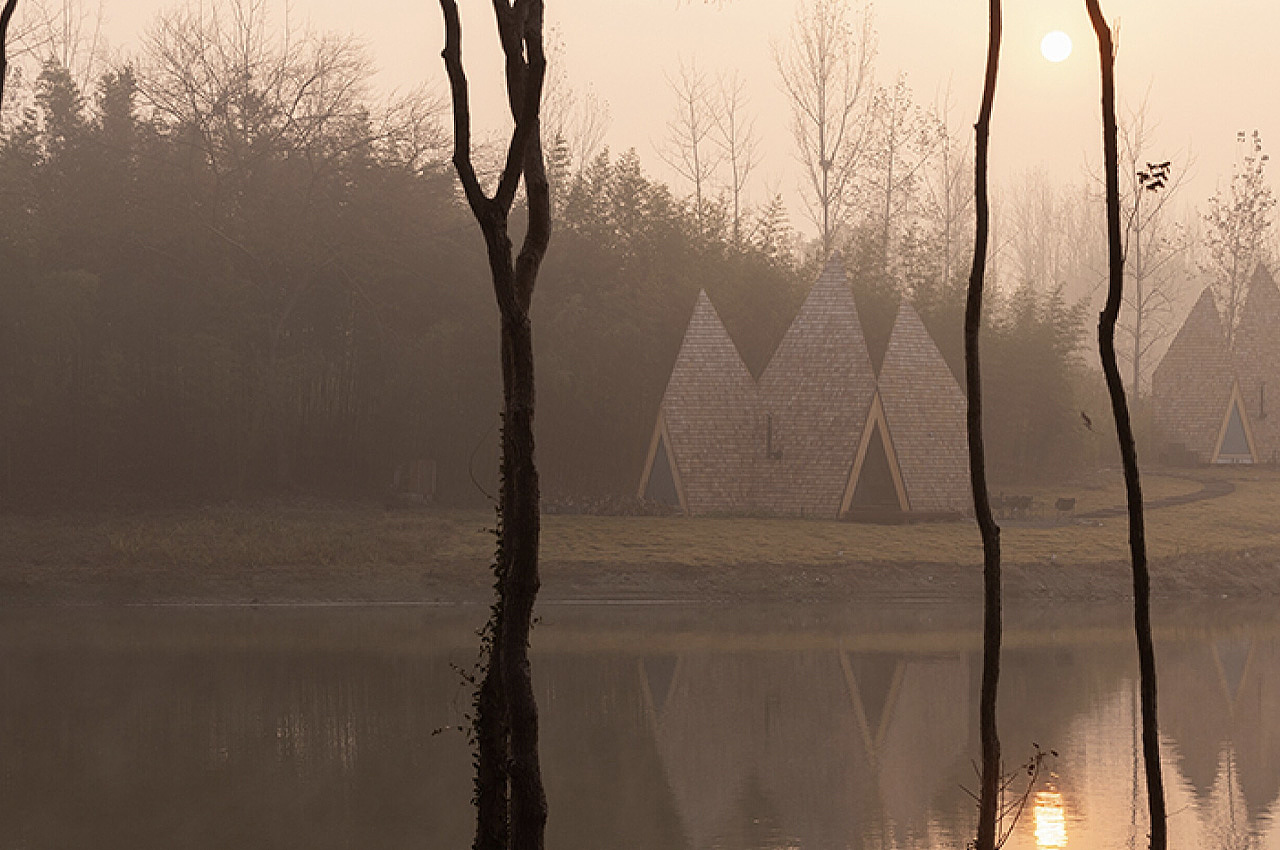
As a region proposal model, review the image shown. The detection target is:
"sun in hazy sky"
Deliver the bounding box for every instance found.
[1040,30,1073,63]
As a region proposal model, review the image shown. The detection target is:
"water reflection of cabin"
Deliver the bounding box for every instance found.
[1153,266,1280,465]
[636,649,972,849]
[1162,634,1280,832]
[638,255,969,520]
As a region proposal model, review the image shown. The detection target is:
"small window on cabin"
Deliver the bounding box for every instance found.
[766,414,783,461]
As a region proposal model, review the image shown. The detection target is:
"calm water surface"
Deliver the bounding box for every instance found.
[0,600,1277,850]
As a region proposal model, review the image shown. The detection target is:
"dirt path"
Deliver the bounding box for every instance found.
[1075,475,1235,519]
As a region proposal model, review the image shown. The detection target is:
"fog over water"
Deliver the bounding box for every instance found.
[1,603,1278,850]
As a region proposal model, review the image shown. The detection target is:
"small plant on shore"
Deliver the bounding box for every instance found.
[964,743,1059,849]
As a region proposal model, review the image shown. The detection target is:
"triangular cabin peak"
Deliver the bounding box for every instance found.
[637,290,757,514]
[873,302,968,515]
[758,252,878,517]
[1152,287,1237,465]
[1233,264,1280,463]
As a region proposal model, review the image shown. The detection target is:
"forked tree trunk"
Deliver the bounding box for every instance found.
[1085,3,1168,848]
[437,2,550,848]
[966,2,1003,849]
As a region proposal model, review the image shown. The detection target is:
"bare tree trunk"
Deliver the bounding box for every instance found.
[658,60,720,236]
[1085,3,1167,848]
[438,2,550,848]
[0,0,18,110]
[966,2,1002,849]
[713,71,760,249]
[0,1,14,501]
[1132,198,1143,396]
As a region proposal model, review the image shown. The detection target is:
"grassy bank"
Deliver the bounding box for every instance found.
[2,468,1279,604]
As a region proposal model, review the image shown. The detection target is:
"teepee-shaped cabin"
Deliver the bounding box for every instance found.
[1153,287,1256,464]
[639,258,971,518]
[1233,265,1280,463]
[758,254,877,517]
[637,290,759,513]
[842,304,968,517]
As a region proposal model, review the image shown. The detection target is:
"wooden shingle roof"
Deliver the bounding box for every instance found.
[647,290,759,514]
[1153,287,1236,463]
[875,303,969,513]
[1233,265,1280,463]
[758,254,877,517]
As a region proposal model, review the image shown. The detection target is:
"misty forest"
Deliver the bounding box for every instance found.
[2,0,1280,849]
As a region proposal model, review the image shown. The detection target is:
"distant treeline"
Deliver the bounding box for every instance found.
[0,45,1101,507]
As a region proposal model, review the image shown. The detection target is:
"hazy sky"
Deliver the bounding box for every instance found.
[62,0,1280,236]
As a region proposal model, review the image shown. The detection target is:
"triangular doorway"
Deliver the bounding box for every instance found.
[840,652,905,762]
[1213,383,1257,464]
[848,653,898,735]
[645,436,681,505]
[642,655,679,716]
[638,413,686,510]
[852,421,900,508]
[841,393,909,517]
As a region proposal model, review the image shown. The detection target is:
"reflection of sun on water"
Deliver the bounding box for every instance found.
[1034,789,1067,848]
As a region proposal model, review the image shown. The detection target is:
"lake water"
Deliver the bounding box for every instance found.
[0,600,1277,850]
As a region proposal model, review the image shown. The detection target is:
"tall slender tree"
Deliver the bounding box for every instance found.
[966,1,1002,848]
[713,70,761,246]
[864,73,939,281]
[1085,3,1167,848]
[437,2,550,848]
[919,89,973,294]
[1202,130,1274,347]
[1,0,19,109]
[775,0,875,255]
[1116,103,1186,396]
[657,58,721,231]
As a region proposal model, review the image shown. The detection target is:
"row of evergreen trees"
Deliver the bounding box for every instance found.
[0,49,1094,507]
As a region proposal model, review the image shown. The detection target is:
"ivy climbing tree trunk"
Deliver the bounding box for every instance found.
[437,2,550,849]
[0,0,18,110]
[966,2,1003,849]
[1085,3,1168,848]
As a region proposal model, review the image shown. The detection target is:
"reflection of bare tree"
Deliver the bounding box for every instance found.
[1202,751,1262,850]
[0,646,474,849]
